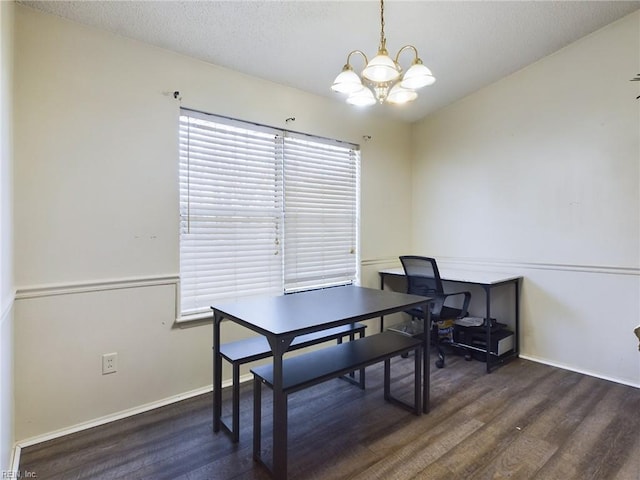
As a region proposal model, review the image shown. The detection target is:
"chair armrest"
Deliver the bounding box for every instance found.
[433,291,472,318]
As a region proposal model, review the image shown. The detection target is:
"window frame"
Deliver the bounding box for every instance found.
[178,108,360,321]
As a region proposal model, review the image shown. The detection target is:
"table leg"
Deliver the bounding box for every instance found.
[414,343,422,415]
[267,336,294,480]
[422,301,431,413]
[212,310,223,432]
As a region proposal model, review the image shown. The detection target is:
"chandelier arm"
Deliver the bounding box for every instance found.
[393,45,420,66]
[346,50,369,68]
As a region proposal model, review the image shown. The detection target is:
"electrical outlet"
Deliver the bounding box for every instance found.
[102,352,118,375]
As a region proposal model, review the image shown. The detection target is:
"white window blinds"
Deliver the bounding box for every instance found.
[179,109,360,318]
[283,134,359,293]
[179,112,283,316]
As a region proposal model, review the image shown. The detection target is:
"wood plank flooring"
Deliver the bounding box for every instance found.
[19,354,640,479]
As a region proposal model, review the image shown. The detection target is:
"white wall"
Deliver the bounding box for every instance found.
[0,0,15,471]
[14,2,638,446]
[411,11,640,386]
[12,6,413,441]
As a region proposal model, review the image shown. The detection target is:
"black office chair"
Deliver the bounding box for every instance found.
[400,256,472,368]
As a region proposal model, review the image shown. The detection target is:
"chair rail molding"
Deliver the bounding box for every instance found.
[361,257,401,268]
[1,289,15,323]
[15,275,180,300]
[434,256,639,276]
[361,255,638,276]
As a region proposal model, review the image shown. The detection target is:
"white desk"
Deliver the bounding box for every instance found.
[379,267,522,373]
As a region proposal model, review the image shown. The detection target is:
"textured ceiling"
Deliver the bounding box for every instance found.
[19,1,640,123]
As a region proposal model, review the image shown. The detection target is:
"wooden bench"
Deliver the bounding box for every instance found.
[251,331,422,470]
[219,322,366,442]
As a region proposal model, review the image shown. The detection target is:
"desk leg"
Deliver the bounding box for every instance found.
[267,336,294,480]
[514,280,520,356]
[422,301,431,414]
[484,286,493,374]
[379,274,385,332]
[212,311,223,432]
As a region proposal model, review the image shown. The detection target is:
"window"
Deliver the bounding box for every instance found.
[179,109,360,318]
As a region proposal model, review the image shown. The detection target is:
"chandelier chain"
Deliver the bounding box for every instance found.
[380,0,386,51]
[330,0,436,106]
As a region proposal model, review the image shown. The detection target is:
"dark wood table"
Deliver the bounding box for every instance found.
[212,285,431,479]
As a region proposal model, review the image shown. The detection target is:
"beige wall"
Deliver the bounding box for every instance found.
[12,6,412,441]
[12,3,639,446]
[0,0,15,471]
[411,11,640,386]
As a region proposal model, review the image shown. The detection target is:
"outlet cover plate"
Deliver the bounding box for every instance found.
[102,352,118,375]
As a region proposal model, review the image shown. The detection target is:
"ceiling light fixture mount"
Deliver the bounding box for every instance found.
[331,0,435,107]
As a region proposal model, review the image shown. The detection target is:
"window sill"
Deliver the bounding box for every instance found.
[175,311,213,326]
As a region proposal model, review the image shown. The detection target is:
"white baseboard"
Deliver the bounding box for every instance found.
[12,374,257,468]
[16,383,210,449]
[519,354,640,389]
[14,372,256,451]
[9,444,20,478]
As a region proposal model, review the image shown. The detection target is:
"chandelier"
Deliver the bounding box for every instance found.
[331,0,436,107]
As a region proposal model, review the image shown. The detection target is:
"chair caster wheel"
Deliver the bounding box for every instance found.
[435,359,444,369]
[464,354,473,361]
[401,352,409,358]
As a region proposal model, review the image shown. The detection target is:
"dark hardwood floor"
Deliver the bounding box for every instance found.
[19,353,640,479]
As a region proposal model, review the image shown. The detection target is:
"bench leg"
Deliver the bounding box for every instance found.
[218,359,241,443]
[338,334,355,380]
[339,328,366,388]
[253,375,262,462]
[232,363,240,443]
[357,329,365,388]
[383,349,422,415]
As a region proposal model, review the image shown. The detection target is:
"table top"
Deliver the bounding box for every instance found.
[379,267,522,285]
[211,285,429,337]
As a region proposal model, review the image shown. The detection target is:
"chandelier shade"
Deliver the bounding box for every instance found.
[331,0,436,107]
[362,51,400,83]
[387,84,418,104]
[346,87,377,107]
[400,62,436,89]
[331,67,364,94]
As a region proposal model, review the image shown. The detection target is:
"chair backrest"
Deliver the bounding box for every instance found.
[399,256,445,297]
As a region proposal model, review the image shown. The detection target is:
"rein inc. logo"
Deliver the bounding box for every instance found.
[2,471,37,479]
